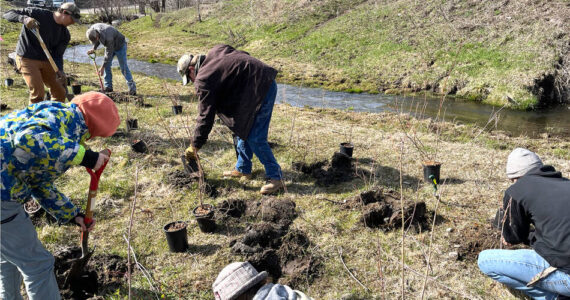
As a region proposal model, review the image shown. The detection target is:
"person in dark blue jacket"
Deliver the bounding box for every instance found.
[478,148,570,299]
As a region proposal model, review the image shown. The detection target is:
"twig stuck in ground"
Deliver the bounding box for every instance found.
[337,246,370,292]
[126,166,139,300]
[122,235,161,300]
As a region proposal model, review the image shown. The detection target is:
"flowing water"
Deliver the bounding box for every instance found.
[64,45,570,137]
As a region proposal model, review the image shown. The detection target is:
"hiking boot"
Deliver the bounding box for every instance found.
[128,90,137,96]
[223,170,252,180]
[260,179,284,195]
[103,87,113,93]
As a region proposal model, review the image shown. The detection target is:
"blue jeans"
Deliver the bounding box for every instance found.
[478,249,570,299]
[103,43,136,93]
[235,81,282,180]
[1,202,61,300]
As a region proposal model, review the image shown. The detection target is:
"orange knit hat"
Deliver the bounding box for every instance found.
[72,91,120,138]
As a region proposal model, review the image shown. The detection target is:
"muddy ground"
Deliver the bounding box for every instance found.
[342,188,429,231]
[217,197,323,286]
[53,246,129,300]
[292,152,362,186]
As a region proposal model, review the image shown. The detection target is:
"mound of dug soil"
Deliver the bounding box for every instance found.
[229,198,321,286]
[449,223,524,262]
[292,152,355,186]
[344,188,428,230]
[104,91,144,106]
[53,246,128,300]
[166,169,219,197]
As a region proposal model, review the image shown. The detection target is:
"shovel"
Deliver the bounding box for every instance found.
[88,53,105,91]
[64,149,111,287]
[29,27,71,101]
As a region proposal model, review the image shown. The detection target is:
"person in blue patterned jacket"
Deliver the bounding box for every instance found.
[0,91,120,300]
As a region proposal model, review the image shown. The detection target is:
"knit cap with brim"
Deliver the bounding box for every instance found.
[72,91,120,138]
[212,262,268,300]
[177,53,193,86]
[506,148,543,179]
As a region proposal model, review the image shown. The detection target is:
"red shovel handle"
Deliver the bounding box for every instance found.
[86,149,111,191]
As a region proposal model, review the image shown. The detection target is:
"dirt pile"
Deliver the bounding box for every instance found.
[104,91,144,106]
[343,188,428,230]
[449,223,524,261]
[292,152,355,186]
[229,198,321,286]
[53,246,128,300]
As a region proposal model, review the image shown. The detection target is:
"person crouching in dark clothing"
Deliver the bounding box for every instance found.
[478,148,570,299]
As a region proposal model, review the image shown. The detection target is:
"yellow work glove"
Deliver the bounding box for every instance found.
[185,146,198,161]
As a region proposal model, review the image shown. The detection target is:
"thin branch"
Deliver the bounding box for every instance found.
[126,166,139,299]
[337,246,370,292]
[399,138,405,300]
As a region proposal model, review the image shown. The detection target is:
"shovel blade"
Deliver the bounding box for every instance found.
[63,248,94,288]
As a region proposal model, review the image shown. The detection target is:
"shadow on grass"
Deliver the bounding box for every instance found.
[187,243,221,256]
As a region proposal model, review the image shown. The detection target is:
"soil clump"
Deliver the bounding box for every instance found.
[229,197,321,286]
[343,188,428,230]
[217,199,246,218]
[292,152,355,186]
[53,246,128,300]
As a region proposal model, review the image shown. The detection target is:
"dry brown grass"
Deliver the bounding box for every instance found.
[2,62,569,299]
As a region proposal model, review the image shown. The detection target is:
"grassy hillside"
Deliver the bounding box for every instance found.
[102,0,570,109]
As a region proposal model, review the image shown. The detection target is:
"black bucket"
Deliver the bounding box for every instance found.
[172,105,182,115]
[340,142,354,157]
[163,221,189,253]
[131,140,147,153]
[72,84,82,95]
[192,204,216,233]
[423,162,441,184]
[4,78,14,87]
[126,119,138,130]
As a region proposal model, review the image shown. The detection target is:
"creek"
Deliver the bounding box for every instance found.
[64,45,570,137]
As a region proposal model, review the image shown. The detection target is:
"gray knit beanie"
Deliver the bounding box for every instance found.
[506,148,543,179]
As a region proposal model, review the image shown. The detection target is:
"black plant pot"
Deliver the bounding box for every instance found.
[192,204,216,233]
[131,140,147,153]
[422,161,441,184]
[126,118,138,130]
[4,78,14,87]
[163,221,189,253]
[340,142,354,157]
[172,105,182,115]
[72,84,82,95]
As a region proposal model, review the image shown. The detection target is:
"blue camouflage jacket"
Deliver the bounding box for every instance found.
[1,102,90,223]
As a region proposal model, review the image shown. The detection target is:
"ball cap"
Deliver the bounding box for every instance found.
[60,3,81,23]
[177,54,194,86]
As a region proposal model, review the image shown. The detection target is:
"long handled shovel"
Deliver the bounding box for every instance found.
[88,53,104,91]
[30,27,71,100]
[64,149,111,287]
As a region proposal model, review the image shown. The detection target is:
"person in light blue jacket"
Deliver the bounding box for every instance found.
[0,92,119,300]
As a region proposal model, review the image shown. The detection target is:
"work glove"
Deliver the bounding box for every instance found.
[56,70,67,87]
[185,146,198,161]
[93,150,110,171]
[23,17,39,30]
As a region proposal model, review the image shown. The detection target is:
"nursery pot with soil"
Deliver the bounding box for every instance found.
[71,84,82,95]
[24,200,42,216]
[340,142,354,157]
[126,118,138,130]
[172,105,183,115]
[192,204,216,233]
[4,78,14,87]
[163,221,188,253]
[422,161,441,184]
[131,140,147,153]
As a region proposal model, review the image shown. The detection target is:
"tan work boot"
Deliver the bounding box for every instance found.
[260,179,284,195]
[223,170,252,180]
